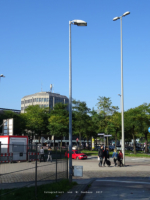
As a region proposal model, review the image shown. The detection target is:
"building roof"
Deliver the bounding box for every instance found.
[0,108,21,114]
[21,92,68,99]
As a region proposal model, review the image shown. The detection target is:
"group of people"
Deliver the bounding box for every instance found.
[98,145,123,167]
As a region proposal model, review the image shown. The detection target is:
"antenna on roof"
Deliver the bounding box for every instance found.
[50,84,53,92]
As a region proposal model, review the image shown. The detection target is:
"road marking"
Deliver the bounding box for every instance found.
[96,180,150,185]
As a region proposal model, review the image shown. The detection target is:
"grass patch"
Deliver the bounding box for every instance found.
[0,179,77,200]
[125,152,150,158]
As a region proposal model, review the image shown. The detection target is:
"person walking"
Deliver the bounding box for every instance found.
[47,147,52,162]
[103,147,110,167]
[98,145,104,167]
[118,150,123,167]
[40,147,45,162]
[112,149,118,167]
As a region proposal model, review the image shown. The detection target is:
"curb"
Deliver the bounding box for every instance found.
[75,179,95,200]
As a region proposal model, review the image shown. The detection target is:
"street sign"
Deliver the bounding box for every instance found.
[148,127,150,133]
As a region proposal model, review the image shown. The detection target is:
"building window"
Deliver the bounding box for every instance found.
[21,101,24,104]
[44,98,46,102]
[47,98,49,102]
[41,98,43,102]
[36,98,39,102]
[39,98,41,102]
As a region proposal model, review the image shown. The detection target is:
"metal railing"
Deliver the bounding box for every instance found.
[0,143,68,199]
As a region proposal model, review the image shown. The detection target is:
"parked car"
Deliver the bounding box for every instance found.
[65,150,87,160]
[72,145,83,150]
[94,146,100,151]
[116,145,122,151]
[132,146,142,151]
[109,145,115,151]
[125,146,133,151]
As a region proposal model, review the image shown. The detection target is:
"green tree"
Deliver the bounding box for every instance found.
[72,100,91,148]
[96,96,119,146]
[48,103,69,149]
[25,105,49,141]
[136,103,150,153]
[124,107,142,154]
[109,112,121,148]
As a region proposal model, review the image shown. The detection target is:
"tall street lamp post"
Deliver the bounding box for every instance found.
[69,20,87,182]
[113,11,130,165]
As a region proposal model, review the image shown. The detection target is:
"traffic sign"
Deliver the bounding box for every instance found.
[148,127,150,133]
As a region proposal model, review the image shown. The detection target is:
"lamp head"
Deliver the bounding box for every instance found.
[123,11,130,17]
[73,20,87,26]
[113,16,120,21]
[0,74,5,77]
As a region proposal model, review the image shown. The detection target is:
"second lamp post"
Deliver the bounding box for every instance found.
[113,11,130,165]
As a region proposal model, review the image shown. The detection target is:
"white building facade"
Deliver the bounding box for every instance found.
[21,92,69,113]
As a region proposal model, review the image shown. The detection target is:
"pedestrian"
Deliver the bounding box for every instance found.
[103,147,110,167]
[112,149,118,167]
[40,147,45,162]
[118,150,123,167]
[47,147,52,162]
[98,145,104,167]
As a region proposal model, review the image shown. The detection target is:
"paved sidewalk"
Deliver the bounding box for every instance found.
[56,179,94,200]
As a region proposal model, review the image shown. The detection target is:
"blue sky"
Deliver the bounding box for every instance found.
[0,0,150,112]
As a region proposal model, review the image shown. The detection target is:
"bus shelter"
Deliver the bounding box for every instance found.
[97,133,112,149]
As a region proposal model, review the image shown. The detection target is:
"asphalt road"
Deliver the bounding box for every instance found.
[72,156,150,199]
[82,178,150,200]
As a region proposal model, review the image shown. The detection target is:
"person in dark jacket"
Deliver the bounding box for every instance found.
[98,145,104,167]
[103,147,110,167]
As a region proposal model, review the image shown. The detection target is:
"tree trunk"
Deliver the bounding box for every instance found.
[145,132,148,153]
[38,135,40,143]
[60,135,63,152]
[133,133,136,154]
[86,136,89,150]
[79,132,81,149]
[107,136,109,150]
[54,136,55,150]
